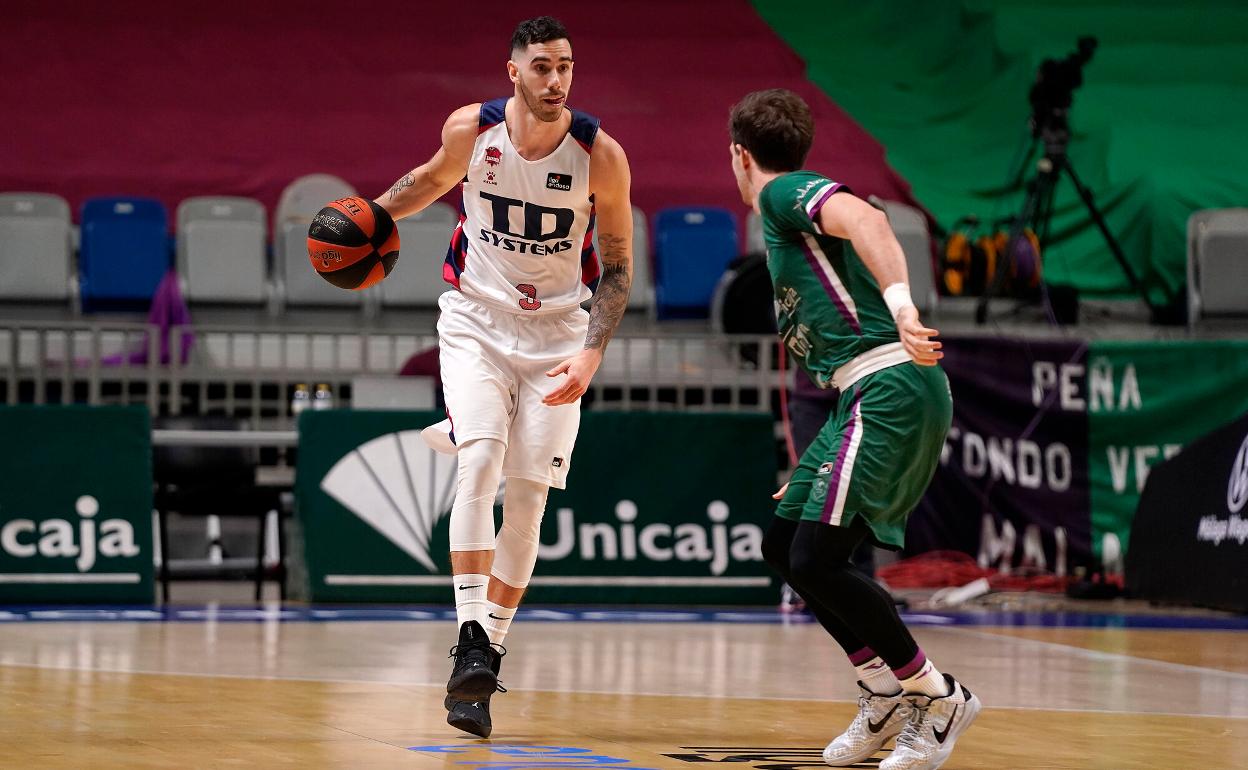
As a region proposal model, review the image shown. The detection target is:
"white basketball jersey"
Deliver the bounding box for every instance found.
[443,97,601,314]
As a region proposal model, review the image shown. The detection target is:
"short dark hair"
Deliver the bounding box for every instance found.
[511,16,571,55]
[729,89,814,173]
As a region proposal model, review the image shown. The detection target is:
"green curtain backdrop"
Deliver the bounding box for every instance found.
[754,0,1248,303]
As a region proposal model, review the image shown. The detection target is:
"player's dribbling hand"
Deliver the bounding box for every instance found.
[896,306,942,366]
[772,482,789,500]
[543,349,604,406]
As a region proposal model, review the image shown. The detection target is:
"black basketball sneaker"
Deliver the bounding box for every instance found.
[445,622,506,738]
[446,620,505,702]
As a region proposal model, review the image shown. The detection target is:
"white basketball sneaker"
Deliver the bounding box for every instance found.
[421,418,458,455]
[823,682,910,766]
[880,674,981,770]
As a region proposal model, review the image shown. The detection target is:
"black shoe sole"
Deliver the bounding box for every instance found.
[446,667,498,702]
[446,700,492,738]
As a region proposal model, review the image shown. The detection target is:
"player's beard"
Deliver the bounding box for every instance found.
[518,80,564,123]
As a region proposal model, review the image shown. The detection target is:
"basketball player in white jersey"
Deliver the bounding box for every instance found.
[376,16,632,738]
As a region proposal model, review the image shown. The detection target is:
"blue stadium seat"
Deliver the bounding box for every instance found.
[653,207,739,320]
[80,197,171,310]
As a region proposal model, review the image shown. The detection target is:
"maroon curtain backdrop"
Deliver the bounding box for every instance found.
[2,0,920,237]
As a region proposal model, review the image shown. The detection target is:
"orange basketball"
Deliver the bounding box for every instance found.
[307,196,400,290]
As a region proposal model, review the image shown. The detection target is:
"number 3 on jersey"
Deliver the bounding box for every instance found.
[516,284,542,311]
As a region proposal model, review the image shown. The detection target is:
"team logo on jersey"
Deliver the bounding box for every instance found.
[319,430,458,573]
[484,146,503,166]
[546,172,572,191]
[485,170,498,186]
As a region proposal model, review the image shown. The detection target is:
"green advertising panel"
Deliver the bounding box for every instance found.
[0,406,154,602]
[1087,341,1248,558]
[297,411,779,604]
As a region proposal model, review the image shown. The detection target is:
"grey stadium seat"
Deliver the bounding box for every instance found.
[378,202,458,308]
[176,196,267,305]
[274,174,360,308]
[745,210,765,255]
[274,173,356,234]
[0,192,73,303]
[1188,208,1248,329]
[870,197,938,315]
[592,205,652,313]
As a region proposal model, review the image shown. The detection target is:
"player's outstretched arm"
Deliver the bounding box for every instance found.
[374,105,478,221]
[543,131,633,406]
[817,194,942,366]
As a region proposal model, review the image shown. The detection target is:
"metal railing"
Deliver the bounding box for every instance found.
[2,321,790,419]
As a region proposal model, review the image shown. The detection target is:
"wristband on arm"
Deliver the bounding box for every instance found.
[882,283,915,322]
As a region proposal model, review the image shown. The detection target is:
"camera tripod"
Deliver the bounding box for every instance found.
[975,125,1164,325]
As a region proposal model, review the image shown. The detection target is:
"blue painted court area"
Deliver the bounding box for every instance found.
[0,605,1245,630]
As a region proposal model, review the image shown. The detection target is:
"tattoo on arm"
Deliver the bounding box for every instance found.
[585,234,632,351]
[387,173,415,201]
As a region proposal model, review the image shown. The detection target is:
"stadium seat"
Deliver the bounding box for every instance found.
[0,192,74,304]
[1187,208,1248,329]
[592,205,653,314]
[745,210,765,255]
[870,197,938,315]
[273,173,356,235]
[377,201,458,308]
[79,197,170,311]
[176,196,267,306]
[274,174,360,309]
[653,207,739,320]
[152,414,284,602]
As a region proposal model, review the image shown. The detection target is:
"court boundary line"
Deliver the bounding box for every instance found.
[2,659,1244,720]
[939,625,1248,682]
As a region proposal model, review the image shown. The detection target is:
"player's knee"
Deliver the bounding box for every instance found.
[787,534,821,592]
[502,478,548,537]
[458,437,506,475]
[762,517,798,578]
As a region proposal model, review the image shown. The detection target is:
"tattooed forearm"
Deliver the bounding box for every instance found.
[585,234,632,351]
[387,173,415,201]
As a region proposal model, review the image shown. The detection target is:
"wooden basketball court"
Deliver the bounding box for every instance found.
[1,608,1245,768]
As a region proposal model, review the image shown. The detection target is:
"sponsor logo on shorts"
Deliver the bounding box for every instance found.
[817,462,834,475]
[546,172,573,191]
[811,477,828,503]
[552,457,564,468]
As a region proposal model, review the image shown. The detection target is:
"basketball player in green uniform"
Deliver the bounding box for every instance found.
[729,89,980,770]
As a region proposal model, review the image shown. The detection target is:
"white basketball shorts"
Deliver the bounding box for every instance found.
[424,290,588,489]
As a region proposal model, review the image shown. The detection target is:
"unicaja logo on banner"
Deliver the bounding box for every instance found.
[1228,433,1248,514]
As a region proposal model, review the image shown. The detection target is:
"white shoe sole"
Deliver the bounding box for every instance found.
[421,419,458,455]
[823,722,903,766]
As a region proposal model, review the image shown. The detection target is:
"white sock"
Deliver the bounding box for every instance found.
[855,655,902,695]
[481,599,515,644]
[897,651,950,698]
[453,573,489,628]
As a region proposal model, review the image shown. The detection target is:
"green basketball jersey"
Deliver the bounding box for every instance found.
[758,171,899,386]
